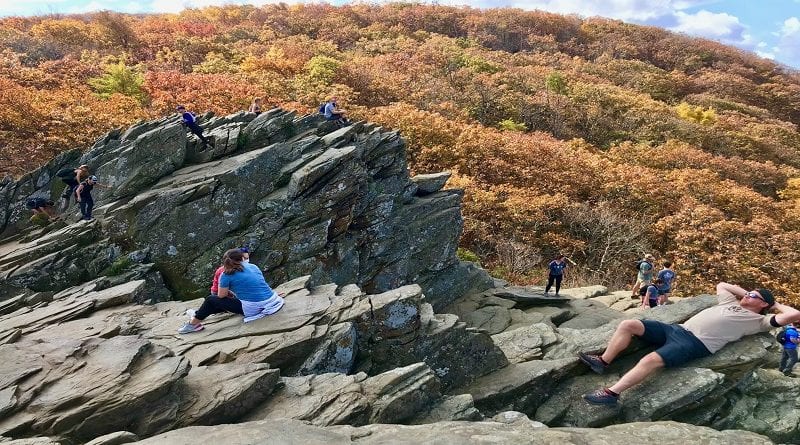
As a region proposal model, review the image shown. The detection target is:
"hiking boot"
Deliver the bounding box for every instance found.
[177,322,204,334]
[578,352,608,374]
[584,388,619,405]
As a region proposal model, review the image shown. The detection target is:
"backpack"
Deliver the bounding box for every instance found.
[318,103,326,114]
[635,260,644,271]
[777,329,787,345]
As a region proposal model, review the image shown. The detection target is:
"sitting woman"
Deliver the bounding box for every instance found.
[178,248,284,334]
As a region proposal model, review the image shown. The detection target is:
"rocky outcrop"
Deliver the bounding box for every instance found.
[0,109,492,308]
[131,419,773,444]
[0,109,791,444]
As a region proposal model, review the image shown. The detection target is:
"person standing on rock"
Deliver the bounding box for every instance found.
[544,254,568,296]
[178,248,284,334]
[579,282,800,405]
[656,261,676,306]
[630,254,655,299]
[176,105,210,146]
[248,97,263,115]
[779,322,799,376]
[75,175,108,221]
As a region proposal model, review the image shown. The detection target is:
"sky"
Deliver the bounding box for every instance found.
[0,0,798,68]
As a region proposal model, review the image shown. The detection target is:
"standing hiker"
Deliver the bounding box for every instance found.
[779,322,800,376]
[178,248,284,334]
[545,254,568,296]
[630,254,655,298]
[656,261,676,305]
[176,105,210,146]
[579,282,799,405]
[75,175,108,221]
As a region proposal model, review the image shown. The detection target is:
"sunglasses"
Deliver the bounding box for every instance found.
[745,291,765,302]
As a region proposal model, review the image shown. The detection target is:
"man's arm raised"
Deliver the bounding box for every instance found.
[717,282,746,301]
[773,303,800,326]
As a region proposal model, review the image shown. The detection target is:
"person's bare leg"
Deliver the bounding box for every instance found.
[601,319,645,364]
[608,352,664,394]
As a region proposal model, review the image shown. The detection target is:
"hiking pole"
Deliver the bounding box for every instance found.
[564,256,578,266]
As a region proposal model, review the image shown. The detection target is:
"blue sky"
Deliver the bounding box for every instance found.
[1,0,798,68]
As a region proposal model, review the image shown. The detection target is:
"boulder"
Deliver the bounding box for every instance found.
[711,367,800,444]
[457,358,580,416]
[485,286,570,307]
[558,285,608,299]
[491,323,561,363]
[132,419,774,445]
[410,172,451,195]
[245,363,440,426]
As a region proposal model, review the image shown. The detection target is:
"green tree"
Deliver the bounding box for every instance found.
[88,61,146,103]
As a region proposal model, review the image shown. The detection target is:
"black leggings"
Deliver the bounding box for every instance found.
[187,122,209,145]
[546,274,563,294]
[195,295,243,320]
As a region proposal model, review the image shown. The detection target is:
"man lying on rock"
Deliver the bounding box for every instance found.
[579,282,800,405]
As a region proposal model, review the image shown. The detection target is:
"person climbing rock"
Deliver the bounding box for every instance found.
[248,97,263,115]
[544,254,568,296]
[75,175,108,221]
[639,278,662,309]
[178,248,284,334]
[580,282,799,405]
[25,197,56,221]
[55,164,90,212]
[176,105,210,146]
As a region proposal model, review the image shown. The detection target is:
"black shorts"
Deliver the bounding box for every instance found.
[640,320,711,368]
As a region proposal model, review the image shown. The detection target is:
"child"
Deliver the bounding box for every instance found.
[176,105,210,146]
[545,254,568,296]
[75,175,109,221]
[656,261,676,305]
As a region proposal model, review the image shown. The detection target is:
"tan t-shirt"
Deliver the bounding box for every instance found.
[681,290,774,353]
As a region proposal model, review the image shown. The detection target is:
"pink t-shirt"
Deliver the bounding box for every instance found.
[210,266,224,294]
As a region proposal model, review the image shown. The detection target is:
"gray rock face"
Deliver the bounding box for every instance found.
[132,419,774,445]
[713,368,800,443]
[1,109,490,309]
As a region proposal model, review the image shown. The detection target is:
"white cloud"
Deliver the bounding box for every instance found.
[424,0,715,22]
[0,0,70,16]
[756,50,775,59]
[773,17,800,67]
[671,10,743,38]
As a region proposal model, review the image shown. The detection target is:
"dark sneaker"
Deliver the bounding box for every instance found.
[578,352,608,374]
[584,388,619,405]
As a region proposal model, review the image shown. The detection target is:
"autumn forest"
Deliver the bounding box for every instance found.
[3,3,800,301]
